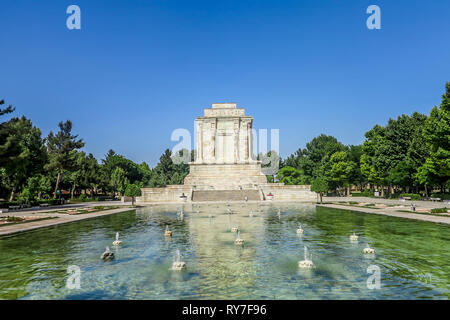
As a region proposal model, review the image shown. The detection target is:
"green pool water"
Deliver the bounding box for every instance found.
[0,203,449,300]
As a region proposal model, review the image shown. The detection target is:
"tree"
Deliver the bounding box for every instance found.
[25,175,52,200]
[327,151,355,195]
[110,167,129,196]
[311,176,329,203]
[0,99,15,116]
[0,116,47,200]
[361,112,428,195]
[276,166,307,185]
[101,149,145,190]
[388,161,415,191]
[417,82,450,192]
[283,135,346,184]
[348,145,365,189]
[169,172,183,185]
[304,134,346,167]
[66,151,100,198]
[124,183,141,206]
[46,120,85,198]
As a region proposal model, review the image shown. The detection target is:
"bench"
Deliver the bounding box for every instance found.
[39,203,49,207]
[400,197,411,201]
[430,198,441,202]
[8,205,21,210]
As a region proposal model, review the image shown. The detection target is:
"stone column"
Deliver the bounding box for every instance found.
[199,120,203,163]
[247,121,253,162]
[195,120,199,163]
[234,119,239,163]
[211,119,216,163]
[196,120,203,163]
[242,120,248,161]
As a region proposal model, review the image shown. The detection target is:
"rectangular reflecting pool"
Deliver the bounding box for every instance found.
[0,203,449,299]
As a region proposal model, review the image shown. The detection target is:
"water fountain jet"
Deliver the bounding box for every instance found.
[165,225,172,237]
[171,249,186,271]
[112,232,122,246]
[349,232,359,241]
[235,230,244,245]
[363,243,375,254]
[298,246,314,268]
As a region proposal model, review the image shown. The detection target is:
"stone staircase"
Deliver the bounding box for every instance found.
[192,190,261,202]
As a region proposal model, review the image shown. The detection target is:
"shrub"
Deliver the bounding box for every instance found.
[6,216,24,222]
[352,190,374,197]
[399,193,421,200]
[430,193,450,200]
[430,208,448,214]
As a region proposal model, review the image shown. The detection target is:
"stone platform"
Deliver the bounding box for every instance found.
[192,190,261,202]
[184,163,267,188]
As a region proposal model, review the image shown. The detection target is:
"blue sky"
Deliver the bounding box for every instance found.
[1,0,449,166]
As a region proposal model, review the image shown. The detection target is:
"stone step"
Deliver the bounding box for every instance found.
[192,190,261,202]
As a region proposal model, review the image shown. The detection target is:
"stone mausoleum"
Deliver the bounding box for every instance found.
[137,103,316,202]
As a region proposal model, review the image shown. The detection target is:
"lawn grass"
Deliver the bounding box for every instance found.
[396,210,449,217]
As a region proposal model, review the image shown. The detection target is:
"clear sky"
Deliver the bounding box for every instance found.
[1,0,449,166]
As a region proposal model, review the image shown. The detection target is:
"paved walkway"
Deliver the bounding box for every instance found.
[319,203,450,225]
[324,196,449,208]
[0,203,135,237]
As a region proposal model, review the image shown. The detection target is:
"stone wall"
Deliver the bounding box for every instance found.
[137,185,192,203]
[259,184,317,202]
[137,183,317,203]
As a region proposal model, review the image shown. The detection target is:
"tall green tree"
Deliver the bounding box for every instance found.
[46,120,84,198]
[327,151,355,195]
[417,82,450,192]
[66,151,100,198]
[361,112,428,195]
[101,149,144,189]
[110,167,129,196]
[0,116,47,200]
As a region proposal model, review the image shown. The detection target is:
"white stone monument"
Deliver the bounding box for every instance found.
[184,103,267,189]
[137,103,316,202]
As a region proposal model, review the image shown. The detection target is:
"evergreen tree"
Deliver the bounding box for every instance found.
[46,120,84,198]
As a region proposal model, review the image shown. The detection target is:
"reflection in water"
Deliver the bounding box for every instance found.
[0,204,449,299]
